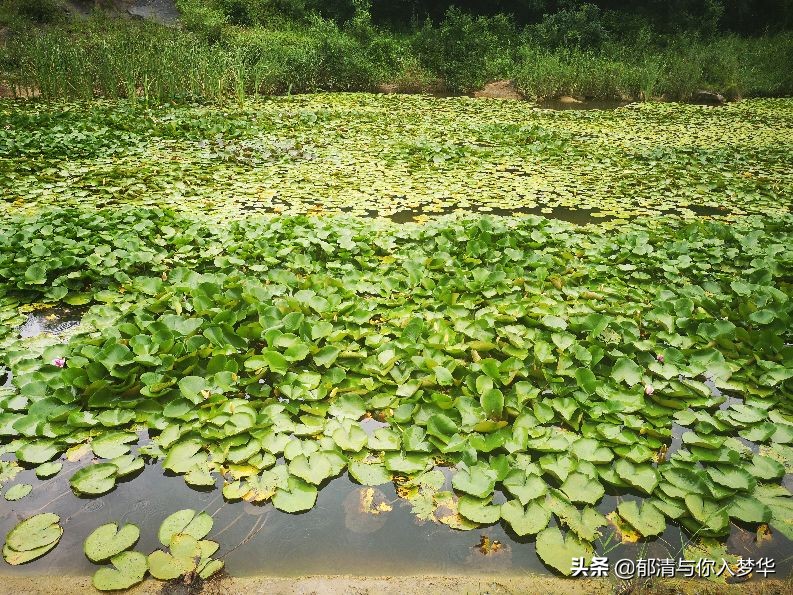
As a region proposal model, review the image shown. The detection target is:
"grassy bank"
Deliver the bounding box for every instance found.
[1,13,792,103]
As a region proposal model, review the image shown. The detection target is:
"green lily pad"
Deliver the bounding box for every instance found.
[92,551,147,591]
[3,514,62,565]
[500,500,551,536]
[617,501,665,537]
[147,550,184,580]
[70,463,118,495]
[35,461,62,479]
[84,523,140,562]
[536,526,593,576]
[4,483,32,501]
[272,476,318,513]
[348,461,392,486]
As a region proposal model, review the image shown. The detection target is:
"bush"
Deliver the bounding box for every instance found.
[531,3,610,50]
[412,8,516,92]
[8,0,64,24]
[177,0,227,42]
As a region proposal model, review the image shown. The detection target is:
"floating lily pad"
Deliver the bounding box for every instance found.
[84,523,140,562]
[535,527,593,576]
[4,483,32,501]
[92,551,147,591]
[3,514,62,565]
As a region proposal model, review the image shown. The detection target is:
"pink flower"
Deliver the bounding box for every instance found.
[656,354,664,363]
[644,384,654,395]
[52,357,66,368]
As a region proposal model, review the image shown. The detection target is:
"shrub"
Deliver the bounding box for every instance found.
[412,8,516,93]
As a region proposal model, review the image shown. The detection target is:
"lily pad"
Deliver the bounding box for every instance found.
[3,514,62,565]
[92,551,147,591]
[84,523,140,562]
[535,526,593,576]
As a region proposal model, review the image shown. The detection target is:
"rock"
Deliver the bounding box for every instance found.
[692,90,726,105]
[473,80,523,100]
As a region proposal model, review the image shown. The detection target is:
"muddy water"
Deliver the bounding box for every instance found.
[2,451,791,579]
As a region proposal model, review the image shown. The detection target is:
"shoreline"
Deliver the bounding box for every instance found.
[0,574,791,594]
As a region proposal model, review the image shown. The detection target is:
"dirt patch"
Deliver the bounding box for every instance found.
[473,80,523,100]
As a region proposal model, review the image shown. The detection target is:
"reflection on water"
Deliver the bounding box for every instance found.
[18,308,83,339]
[1,457,790,579]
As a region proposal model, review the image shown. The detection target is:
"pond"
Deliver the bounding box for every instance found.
[0,94,792,592]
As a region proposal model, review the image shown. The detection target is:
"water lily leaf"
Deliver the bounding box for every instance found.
[480,388,504,419]
[348,461,391,486]
[170,533,201,571]
[746,455,785,480]
[384,452,430,474]
[661,466,707,496]
[178,376,208,403]
[560,473,604,505]
[571,438,613,464]
[90,432,138,459]
[314,346,341,367]
[198,558,224,579]
[452,464,497,499]
[457,495,501,524]
[611,358,643,386]
[328,394,366,420]
[684,494,730,533]
[15,441,59,464]
[545,492,607,541]
[35,461,62,479]
[3,514,62,565]
[727,496,771,523]
[617,501,665,537]
[755,485,793,540]
[162,440,205,474]
[4,483,32,501]
[502,470,547,505]
[110,454,144,478]
[158,509,196,546]
[332,422,368,452]
[84,523,140,562]
[705,465,755,492]
[536,527,593,576]
[500,500,551,536]
[367,428,401,451]
[289,453,335,485]
[92,551,147,591]
[70,463,118,495]
[147,550,184,580]
[272,476,318,513]
[183,512,213,541]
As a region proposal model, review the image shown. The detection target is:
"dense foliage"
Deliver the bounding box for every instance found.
[2,2,793,98]
[0,207,792,577]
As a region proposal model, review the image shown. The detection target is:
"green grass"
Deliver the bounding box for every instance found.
[1,14,792,102]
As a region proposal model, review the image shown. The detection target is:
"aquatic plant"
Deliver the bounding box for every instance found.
[1,206,791,578]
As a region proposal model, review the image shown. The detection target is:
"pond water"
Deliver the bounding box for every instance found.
[2,454,790,579]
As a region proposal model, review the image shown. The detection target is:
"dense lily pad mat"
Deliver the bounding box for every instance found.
[1,209,792,578]
[1,95,792,221]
